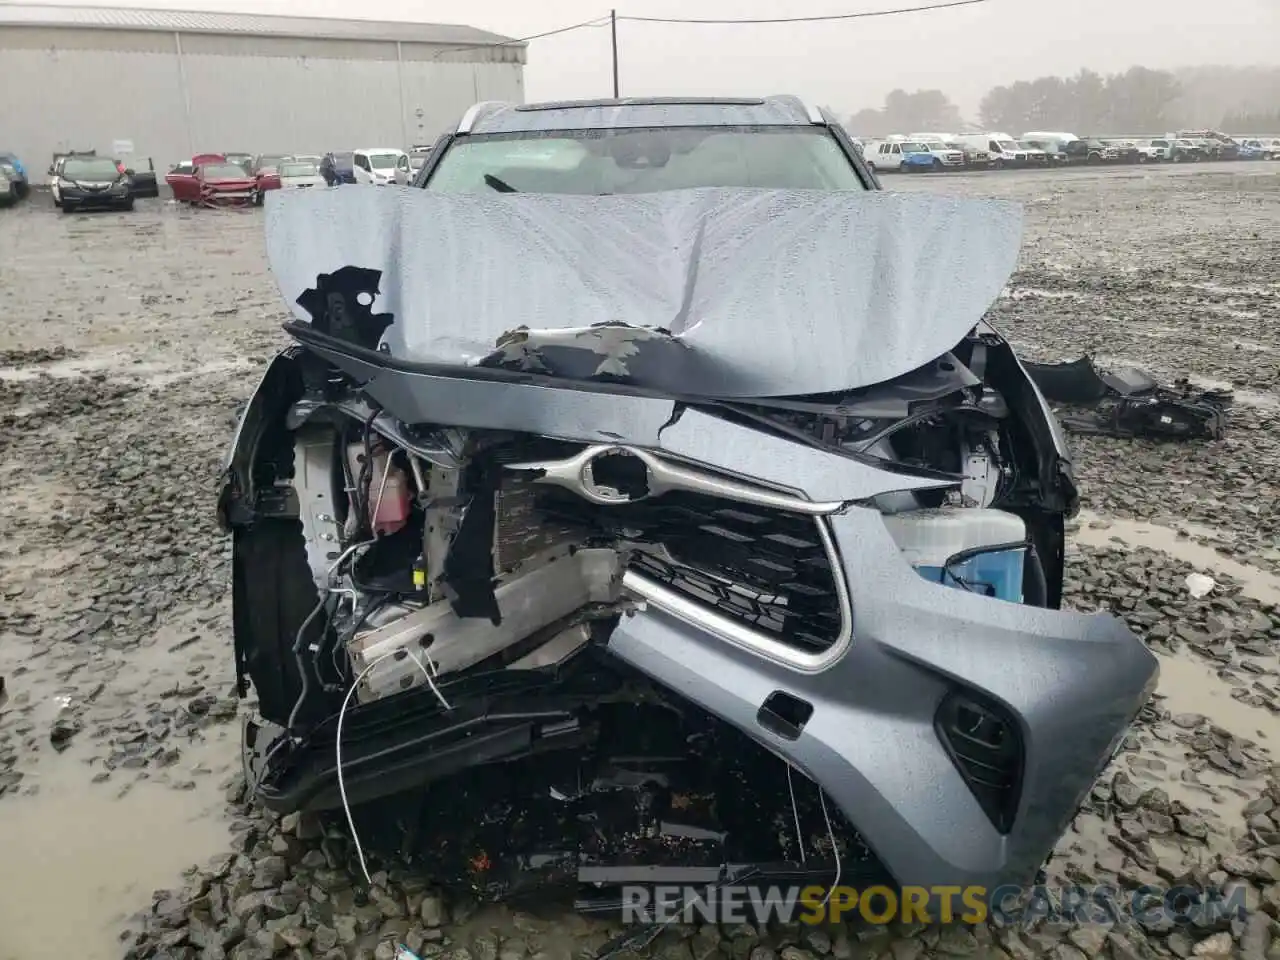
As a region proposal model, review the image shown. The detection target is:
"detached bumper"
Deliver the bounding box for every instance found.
[608,505,1158,892]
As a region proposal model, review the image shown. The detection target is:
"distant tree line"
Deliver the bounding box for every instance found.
[845,65,1280,137]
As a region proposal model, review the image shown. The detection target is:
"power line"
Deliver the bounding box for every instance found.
[618,0,987,25]
[431,15,610,61]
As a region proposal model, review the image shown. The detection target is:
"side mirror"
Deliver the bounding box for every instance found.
[47,165,56,176]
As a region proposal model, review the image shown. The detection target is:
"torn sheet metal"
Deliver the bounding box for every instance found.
[264,186,1024,398]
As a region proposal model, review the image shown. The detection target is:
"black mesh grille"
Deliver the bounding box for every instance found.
[935,691,1023,833]
[538,490,843,654]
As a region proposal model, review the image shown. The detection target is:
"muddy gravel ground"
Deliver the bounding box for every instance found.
[1,163,1278,960]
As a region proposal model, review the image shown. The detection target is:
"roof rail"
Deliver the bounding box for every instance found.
[456,101,509,134]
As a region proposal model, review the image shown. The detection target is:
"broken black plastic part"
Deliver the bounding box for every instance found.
[756,690,813,741]
[295,266,394,351]
[442,465,501,624]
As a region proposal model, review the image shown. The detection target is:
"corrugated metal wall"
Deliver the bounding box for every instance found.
[0,25,524,174]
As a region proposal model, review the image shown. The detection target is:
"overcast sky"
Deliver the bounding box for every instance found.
[32,0,1280,118]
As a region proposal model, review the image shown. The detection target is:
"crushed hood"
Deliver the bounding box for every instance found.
[264,186,1023,398]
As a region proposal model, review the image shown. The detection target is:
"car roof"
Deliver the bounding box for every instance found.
[354,147,405,154]
[456,95,827,135]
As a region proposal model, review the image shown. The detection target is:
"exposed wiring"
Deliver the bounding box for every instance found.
[337,648,453,885]
[405,647,453,711]
[431,15,610,61]
[816,786,842,910]
[785,762,806,863]
[370,450,395,530]
[285,593,335,737]
[619,0,986,23]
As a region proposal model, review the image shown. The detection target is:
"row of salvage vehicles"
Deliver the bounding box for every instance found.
[164,152,325,207]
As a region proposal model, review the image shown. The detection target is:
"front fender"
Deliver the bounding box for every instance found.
[217,348,305,531]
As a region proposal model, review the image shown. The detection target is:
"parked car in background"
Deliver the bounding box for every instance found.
[250,154,290,176]
[946,140,991,167]
[55,154,135,213]
[1015,141,1050,165]
[1064,139,1118,163]
[862,139,926,172]
[901,142,941,172]
[1232,139,1268,160]
[1167,138,1205,162]
[1177,131,1237,160]
[167,160,259,206]
[1024,139,1069,164]
[1106,141,1142,164]
[0,152,29,197]
[0,161,20,206]
[353,147,410,185]
[1135,139,1170,162]
[405,146,435,182]
[917,141,965,169]
[275,158,325,190]
[320,152,356,186]
[49,150,103,207]
[987,137,1028,167]
[1236,138,1279,160]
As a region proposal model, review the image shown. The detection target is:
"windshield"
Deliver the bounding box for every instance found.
[924,142,948,151]
[1016,141,1036,149]
[202,163,249,179]
[280,161,319,177]
[367,153,402,170]
[997,140,1019,151]
[425,126,865,195]
[0,163,16,178]
[900,142,928,153]
[62,158,121,180]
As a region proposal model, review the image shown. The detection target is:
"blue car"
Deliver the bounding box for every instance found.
[901,142,938,172]
[0,152,28,197]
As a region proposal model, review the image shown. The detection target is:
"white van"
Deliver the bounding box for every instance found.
[352,148,410,186]
[956,133,1027,167]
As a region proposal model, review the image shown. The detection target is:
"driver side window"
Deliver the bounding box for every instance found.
[355,155,371,172]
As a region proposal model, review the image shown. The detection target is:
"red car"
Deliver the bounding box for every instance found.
[166,158,259,207]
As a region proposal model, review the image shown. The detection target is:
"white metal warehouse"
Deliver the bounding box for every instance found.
[0,4,526,173]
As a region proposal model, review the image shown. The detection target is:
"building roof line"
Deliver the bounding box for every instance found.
[0,3,524,48]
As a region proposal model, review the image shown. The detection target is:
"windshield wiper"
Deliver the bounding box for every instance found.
[484,174,517,193]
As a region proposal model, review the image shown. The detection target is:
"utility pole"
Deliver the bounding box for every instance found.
[610,9,620,98]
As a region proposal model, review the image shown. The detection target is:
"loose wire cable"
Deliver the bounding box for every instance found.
[619,0,987,24]
[337,648,453,885]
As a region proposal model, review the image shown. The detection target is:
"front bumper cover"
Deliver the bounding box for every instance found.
[609,505,1157,893]
[248,503,1156,895]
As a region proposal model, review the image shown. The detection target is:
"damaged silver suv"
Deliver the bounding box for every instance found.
[223,96,1157,909]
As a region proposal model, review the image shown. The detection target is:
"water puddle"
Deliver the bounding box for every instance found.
[0,732,236,960]
[1073,513,1280,604]
[1142,653,1280,826]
